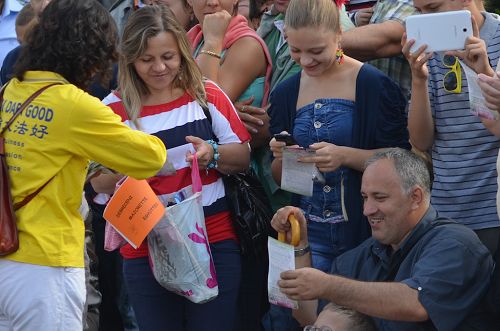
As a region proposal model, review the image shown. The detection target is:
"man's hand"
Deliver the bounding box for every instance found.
[271,206,308,247]
[279,268,330,301]
[478,72,500,111]
[402,32,433,83]
[354,8,374,27]
[447,17,494,76]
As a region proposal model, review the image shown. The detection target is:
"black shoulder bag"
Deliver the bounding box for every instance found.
[201,103,273,258]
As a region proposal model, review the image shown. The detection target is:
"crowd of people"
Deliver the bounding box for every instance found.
[0,0,500,330]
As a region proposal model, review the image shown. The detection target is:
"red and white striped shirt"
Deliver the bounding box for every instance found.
[101,81,251,259]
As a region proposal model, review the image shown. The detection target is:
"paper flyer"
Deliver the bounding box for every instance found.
[281,147,316,197]
[267,237,298,310]
[459,59,499,120]
[103,176,165,248]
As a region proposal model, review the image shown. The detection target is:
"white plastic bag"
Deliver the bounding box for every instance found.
[147,155,218,303]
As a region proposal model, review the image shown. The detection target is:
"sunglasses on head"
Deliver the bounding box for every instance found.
[442,55,462,94]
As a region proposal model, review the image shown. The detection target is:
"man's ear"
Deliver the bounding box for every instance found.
[410,186,424,210]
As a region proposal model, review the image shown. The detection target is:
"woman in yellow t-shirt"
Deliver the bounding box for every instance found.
[0,0,167,329]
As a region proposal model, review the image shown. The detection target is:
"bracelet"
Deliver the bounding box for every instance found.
[206,139,219,170]
[199,49,221,59]
[294,244,311,257]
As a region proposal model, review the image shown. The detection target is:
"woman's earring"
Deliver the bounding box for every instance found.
[335,47,344,65]
[177,67,183,81]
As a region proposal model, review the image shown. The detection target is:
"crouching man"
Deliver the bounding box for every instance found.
[271,148,495,330]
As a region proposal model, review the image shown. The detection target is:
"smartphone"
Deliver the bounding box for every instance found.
[406,10,472,53]
[274,133,298,146]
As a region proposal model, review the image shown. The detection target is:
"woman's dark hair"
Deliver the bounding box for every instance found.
[180,0,198,31]
[13,0,118,89]
[248,0,266,21]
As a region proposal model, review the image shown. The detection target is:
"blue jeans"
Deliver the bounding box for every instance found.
[308,220,350,273]
[123,240,241,331]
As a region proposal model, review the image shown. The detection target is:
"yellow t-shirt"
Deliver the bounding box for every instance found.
[1,71,167,267]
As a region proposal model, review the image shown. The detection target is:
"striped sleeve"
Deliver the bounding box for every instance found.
[204,80,251,144]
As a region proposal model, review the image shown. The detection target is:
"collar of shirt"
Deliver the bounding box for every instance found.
[480,11,500,49]
[273,16,286,54]
[22,71,70,84]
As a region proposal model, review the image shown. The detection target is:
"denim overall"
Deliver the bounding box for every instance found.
[293,98,354,273]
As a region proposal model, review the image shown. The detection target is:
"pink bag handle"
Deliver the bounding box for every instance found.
[191,152,202,193]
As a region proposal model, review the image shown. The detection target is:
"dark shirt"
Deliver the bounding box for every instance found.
[331,206,495,331]
[0,44,19,85]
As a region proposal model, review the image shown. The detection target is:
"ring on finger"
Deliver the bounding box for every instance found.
[241,105,247,112]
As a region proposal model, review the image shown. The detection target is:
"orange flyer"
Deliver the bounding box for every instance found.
[103,177,165,248]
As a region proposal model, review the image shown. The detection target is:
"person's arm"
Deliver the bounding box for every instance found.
[216,37,267,102]
[447,17,495,77]
[196,11,231,83]
[269,134,290,184]
[270,206,319,326]
[342,20,405,61]
[234,98,270,148]
[293,259,319,326]
[69,93,166,179]
[90,173,123,195]
[185,82,252,174]
[478,72,500,112]
[271,157,282,185]
[273,208,427,324]
[479,118,500,137]
[402,34,435,151]
[280,269,428,322]
[353,8,374,27]
[197,12,267,102]
[271,207,427,324]
[477,72,500,136]
[185,135,250,174]
[217,142,250,174]
[326,276,427,321]
[408,80,435,151]
[298,144,381,173]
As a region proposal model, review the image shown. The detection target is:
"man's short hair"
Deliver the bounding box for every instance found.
[321,303,377,331]
[365,148,431,196]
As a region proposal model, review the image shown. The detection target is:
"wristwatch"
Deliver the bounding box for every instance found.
[294,244,311,257]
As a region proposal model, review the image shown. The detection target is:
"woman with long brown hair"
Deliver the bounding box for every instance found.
[95,5,250,330]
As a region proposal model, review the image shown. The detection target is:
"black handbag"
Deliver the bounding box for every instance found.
[221,169,274,257]
[200,102,273,257]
